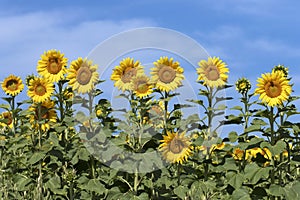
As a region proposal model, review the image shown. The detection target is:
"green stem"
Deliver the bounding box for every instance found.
[133,168,139,194]
[269,107,275,145]
[163,91,169,134]
[37,104,43,200]
[11,96,16,134]
[177,163,181,185]
[243,93,249,132]
[58,81,65,122]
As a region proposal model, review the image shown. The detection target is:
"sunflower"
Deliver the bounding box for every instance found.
[197,57,229,88]
[1,75,24,96]
[67,57,99,94]
[159,131,192,164]
[29,100,57,131]
[27,77,54,103]
[131,74,153,98]
[272,64,288,78]
[37,50,68,82]
[111,57,144,91]
[235,77,251,94]
[255,71,292,107]
[0,112,13,128]
[232,148,250,161]
[151,57,184,92]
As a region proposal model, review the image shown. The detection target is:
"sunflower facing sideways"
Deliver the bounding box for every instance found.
[29,100,57,131]
[255,71,292,107]
[0,111,13,129]
[111,57,144,91]
[130,74,153,98]
[197,57,229,88]
[1,75,24,96]
[67,57,99,94]
[27,77,54,103]
[37,50,68,82]
[151,57,184,92]
[159,131,192,164]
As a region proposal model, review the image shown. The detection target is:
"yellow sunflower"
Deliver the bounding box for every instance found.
[29,100,57,131]
[67,57,99,94]
[235,78,251,94]
[37,49,68,82]
[255,71,292,107]
[159,131,192,164]
[0,112,13,128]
[197,57,229,88]
[27,77,54,103]
[111,57,144,91]
[1,75,24,96]
[232,148,250,161]
[151,57,184,92]
[272,64,288,78]
[131,74,153,98]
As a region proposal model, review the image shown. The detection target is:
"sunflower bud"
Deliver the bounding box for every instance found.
[235,78,251,94]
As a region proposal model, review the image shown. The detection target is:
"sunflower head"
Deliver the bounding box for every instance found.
[151,57,184,92]
[131,74,153,98]
[37,49,68,82]
[27,77,54,103]
[0,111,13,128]
[67,57,99,94]
[255,71,292,107]
[159,131,192,164]
[232,148,243,160]
[29,100,57,131]
[235,78,251,95]
[1,75,24,96]
[197,57,229,88]
[272,64,288,78]
[111,57,144,91]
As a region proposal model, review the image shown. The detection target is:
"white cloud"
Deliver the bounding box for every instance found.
[0,10,156,80]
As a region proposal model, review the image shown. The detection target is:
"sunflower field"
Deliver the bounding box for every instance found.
[0,50,300,200]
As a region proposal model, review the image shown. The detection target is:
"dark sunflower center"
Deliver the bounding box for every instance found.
[47,58,62,74]
[150,105,163,116]
[205,65,220,81]
[35,84,47,96]
[35,106,49,119]
[265,81,282,98]
[3,113,12,125]
[136,81,148,93]
[158,66,176,84]
[6,80,19,91]
[76,67,92,85]
[121,68,137,83]
[169,138,184,154]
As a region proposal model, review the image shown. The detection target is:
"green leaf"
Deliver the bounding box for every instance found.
[81,179,105,195]
[228,173,244,189]
[244,163,270,184]
[244,124,261,133]
[269,184,285,197]
[232,187,251,200]
[228,131,238,143]
[231,106,243,111]
[28,152,45,165]
[174,185,187,199]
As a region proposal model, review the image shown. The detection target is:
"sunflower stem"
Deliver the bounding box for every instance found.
[9,96,17,134]
[163,91,169,134]
[133,168,139,194]
[37,103,43,200]
[177,163,181,185]
[58,81,65,122]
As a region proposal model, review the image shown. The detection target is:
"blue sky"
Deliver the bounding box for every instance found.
[1,0,300,133]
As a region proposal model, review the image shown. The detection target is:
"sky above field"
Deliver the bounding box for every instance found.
[1,0,300,129]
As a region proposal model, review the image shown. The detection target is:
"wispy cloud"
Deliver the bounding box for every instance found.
[0,10,156,80]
